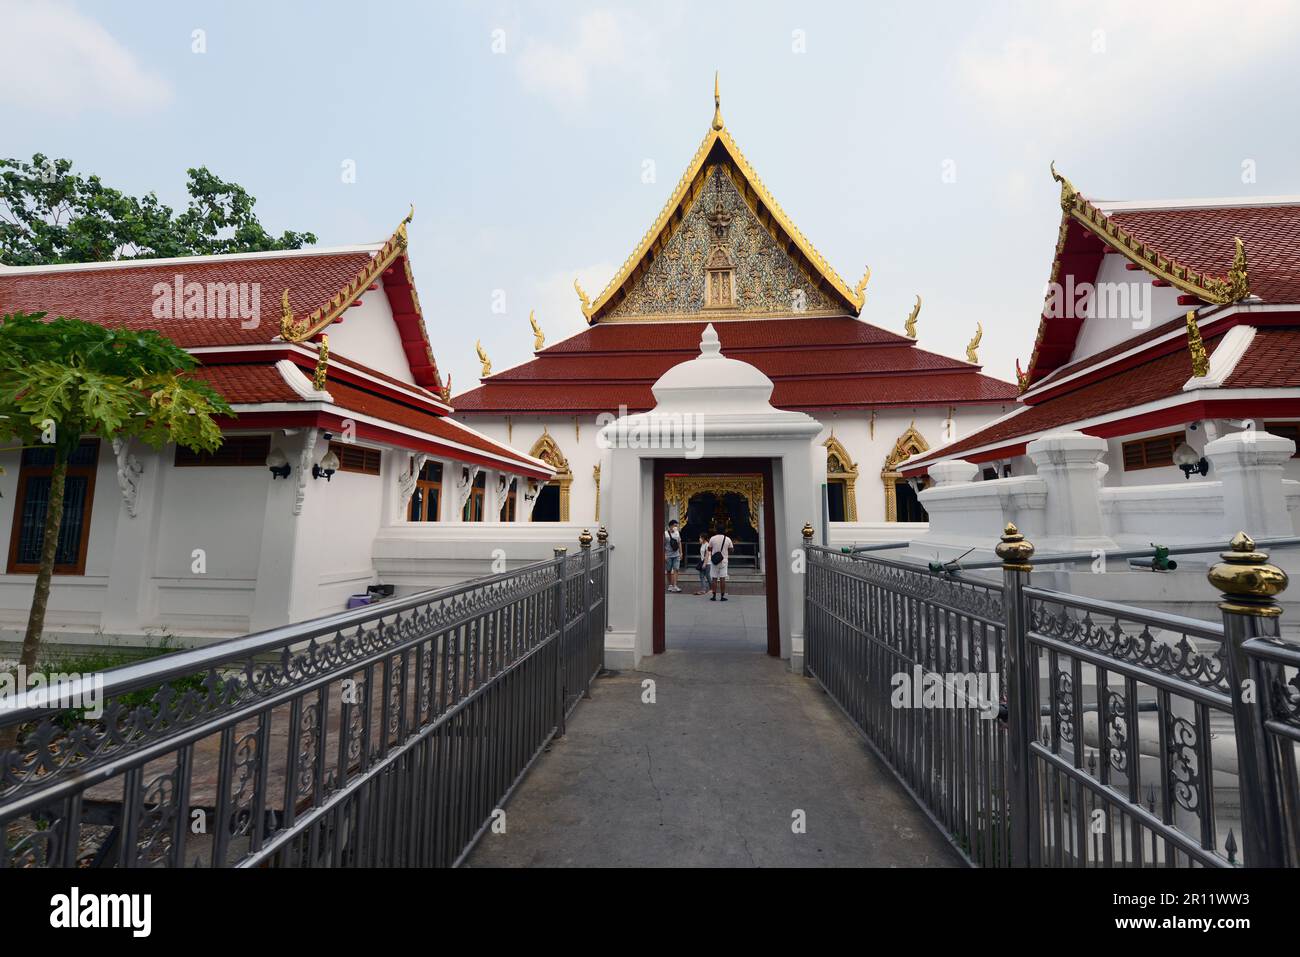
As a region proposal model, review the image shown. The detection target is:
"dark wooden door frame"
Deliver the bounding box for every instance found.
[653,457,780,656]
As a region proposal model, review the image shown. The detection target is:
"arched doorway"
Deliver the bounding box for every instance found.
[528,430,571,522]
[882,424,930,522]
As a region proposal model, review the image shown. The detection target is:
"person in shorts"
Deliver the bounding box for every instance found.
[663,519,682,592]
[707,530,734,601]
[695,533,711,594]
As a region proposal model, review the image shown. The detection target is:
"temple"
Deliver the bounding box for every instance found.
[0,215,552,645]
[453,78,1018,548]
[896,170,1300,620]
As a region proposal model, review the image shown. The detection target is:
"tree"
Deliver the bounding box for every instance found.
[0,312,233,674]
[0,154,317,266]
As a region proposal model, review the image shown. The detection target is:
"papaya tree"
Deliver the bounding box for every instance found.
[0,312,232,673]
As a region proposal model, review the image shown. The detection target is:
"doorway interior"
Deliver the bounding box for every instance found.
[653,458,779,656]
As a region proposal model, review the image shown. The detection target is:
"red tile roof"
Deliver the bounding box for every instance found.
[191,361,547,475]
[0,251,375,346]
[454,317,1017,414]
[907,326,1300,469]
[1108,203,1300,304]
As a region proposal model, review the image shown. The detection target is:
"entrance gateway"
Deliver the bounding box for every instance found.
[599,324,822,671]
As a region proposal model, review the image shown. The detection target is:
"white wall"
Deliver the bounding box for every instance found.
[458,402,1014,528]
[1068,254,1188,364]
[323,287,415,383]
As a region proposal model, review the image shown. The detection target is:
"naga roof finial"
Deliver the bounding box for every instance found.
[905,295,921,339]
[476,340,492,378]
[853,265,871,305]
[530,309,545,351]
[966,322,983,364]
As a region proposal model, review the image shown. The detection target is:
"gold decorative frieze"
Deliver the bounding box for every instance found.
[663,473,763,525]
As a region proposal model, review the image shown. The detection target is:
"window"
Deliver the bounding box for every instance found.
[1264,422,1300,457]
[827,480,847,523]
[1121,431,1185,471]
[462,470,486,522]
[409,461,442,521]
[175,434,270,467]
[8,439,100,575]
[531,483,560,522]
[329,441,382,476]
[704,246,736,309]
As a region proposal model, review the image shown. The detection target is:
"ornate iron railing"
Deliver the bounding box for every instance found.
[805,529,1300,868]
[804,546,1011,866]
[0,535,609,869]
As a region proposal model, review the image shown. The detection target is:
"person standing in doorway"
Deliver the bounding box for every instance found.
[707,528,734,601]
[664,519,683,593]
[695,533,711,595]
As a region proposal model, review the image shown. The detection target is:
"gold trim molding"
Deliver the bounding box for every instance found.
[663,473,763,525]
[882,424,929,522]
[529,431,571,521]
[824,435,859,522]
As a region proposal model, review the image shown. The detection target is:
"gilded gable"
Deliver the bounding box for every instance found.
[605,164,839,320]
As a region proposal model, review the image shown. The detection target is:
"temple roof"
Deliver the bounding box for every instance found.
[1022,167,1299,387]
[579,77,869,323]
[453,317,1018,415]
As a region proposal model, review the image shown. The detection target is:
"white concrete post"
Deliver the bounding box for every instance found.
[1025,431,1114,552]
[928,459,979,487]
[1205,430,1296,538]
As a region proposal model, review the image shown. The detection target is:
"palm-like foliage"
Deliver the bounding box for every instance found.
[0,312,232,672]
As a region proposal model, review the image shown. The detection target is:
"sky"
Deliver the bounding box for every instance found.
[5,0,1300,393]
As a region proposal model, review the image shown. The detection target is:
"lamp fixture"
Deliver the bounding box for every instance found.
[1172,441,1209,480]
[267,447,291,480]
[313,449,340,482]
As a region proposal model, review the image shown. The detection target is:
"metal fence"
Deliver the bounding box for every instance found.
[0,531,609,869]
[805,526,1300,868]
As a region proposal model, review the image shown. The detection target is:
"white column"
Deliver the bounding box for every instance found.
[1205,430,1296,538]
[1025,432,1115,553]
[101,440,161,636]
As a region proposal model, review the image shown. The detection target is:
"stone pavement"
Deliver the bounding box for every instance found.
[466,594,964,867]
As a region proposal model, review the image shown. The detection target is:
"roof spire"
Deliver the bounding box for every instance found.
[712,71,724,130]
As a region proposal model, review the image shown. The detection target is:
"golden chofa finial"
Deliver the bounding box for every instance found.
[1050,160,1079,213]
[574,277,593,318]
[475,340,492,377]
[403,203,415,226]
[529,309,545,351]
[439,373,452,404]
[712,71,724,131]
[905,295,921,339]
[853,266,871,305]
[1016,358,1029,392]
[966,322,983,363]
[1185,310,1209,377]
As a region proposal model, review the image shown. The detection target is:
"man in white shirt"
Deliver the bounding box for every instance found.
[707,530,733,602]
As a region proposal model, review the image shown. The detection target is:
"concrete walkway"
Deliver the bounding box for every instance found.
[466,594,964,868]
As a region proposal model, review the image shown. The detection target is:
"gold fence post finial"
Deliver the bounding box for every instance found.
[1207,531,1288,617]
[996,522,1034,571]
[596,525,609,544]
[579,528,593,548]
[801,522,815,543]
